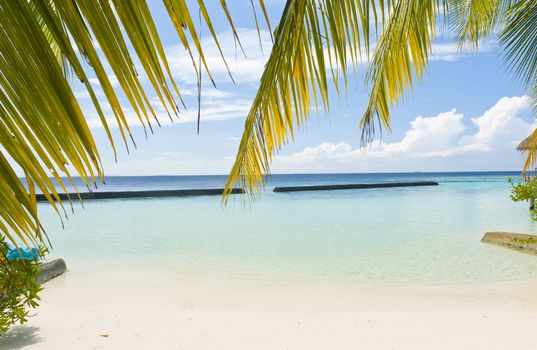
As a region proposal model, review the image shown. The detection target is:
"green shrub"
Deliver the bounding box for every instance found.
[0,237,43,336]
[509,176,537,210]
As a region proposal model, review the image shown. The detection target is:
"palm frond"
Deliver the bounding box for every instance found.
[224,0,391,200]
[1,0,269,246]
[498,0,537,173]
[1,0,100,246]
[360,0,440,143]
[499,0,537,106]
[30,1,71,78]
[448,0,506,48]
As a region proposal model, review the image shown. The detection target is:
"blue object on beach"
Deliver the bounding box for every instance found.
[6,246,40,261]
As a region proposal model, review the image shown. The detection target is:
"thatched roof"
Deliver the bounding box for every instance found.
[517,137,531,151]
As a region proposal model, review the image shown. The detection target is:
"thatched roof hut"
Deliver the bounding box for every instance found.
[517,136,531,151]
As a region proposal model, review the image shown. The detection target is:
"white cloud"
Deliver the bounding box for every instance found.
[166,28,272,85]
[386,109,466,154]
[320,39,490,71]
[273,95,532,172]
[85,98,252,129]
[460,95,530,151]
[430,40,495,62]
[89,75,120,88]
[430,43,463,62]
[179,87,238,99]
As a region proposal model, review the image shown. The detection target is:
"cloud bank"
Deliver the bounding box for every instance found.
[273,96,532,173]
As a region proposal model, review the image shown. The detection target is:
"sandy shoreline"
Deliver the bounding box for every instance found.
[2,269,537,349]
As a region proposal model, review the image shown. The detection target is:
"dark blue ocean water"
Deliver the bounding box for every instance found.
[53,171,522,192]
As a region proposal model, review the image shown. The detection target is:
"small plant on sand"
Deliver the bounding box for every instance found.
[509,176,537,211]
[0,236,44,336]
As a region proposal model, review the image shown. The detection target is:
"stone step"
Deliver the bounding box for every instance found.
[38,258,67,284]
[481,232,537,256]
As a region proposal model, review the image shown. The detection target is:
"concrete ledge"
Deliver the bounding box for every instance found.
[481,232,537,256]
[273,181,439,193]
[37,258,67,284]
[35,188,243,202]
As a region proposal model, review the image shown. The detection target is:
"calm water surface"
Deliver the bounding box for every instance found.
[39,172,537,284]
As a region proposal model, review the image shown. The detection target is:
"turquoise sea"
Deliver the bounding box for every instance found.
[39,172,537,284]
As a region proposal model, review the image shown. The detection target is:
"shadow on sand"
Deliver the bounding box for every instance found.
[0,325,43,349]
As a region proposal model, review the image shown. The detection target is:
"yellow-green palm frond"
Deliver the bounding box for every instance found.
[30,0,72,78]
[498,0,537,107]
[499,0,537,174]
[360,0,440,143]
[448,0,507,48]
[1,0,268,247]
[224,0,392,200]
[447,0,536,107]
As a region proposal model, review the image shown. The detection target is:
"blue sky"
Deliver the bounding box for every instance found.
[74,1,533,176]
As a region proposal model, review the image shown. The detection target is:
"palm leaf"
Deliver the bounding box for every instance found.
[448,0,506,48]
[224,0,393,200]
[360,0,440,143]
[498,0,537,173]
[498,0,537,105]
[0,0,269,247]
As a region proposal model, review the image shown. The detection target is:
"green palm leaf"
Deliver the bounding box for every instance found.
[499,0,537,172]
[0,0,268,246]
[224,0,536,198]
[224,0,390,200]
[360,0,439,143]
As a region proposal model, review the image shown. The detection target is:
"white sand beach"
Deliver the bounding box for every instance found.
[2,269,537,350]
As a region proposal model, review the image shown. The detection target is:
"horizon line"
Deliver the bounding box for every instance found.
[41,170,525,179]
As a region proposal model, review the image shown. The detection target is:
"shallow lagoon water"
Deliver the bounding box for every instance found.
[40,172,537,284]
